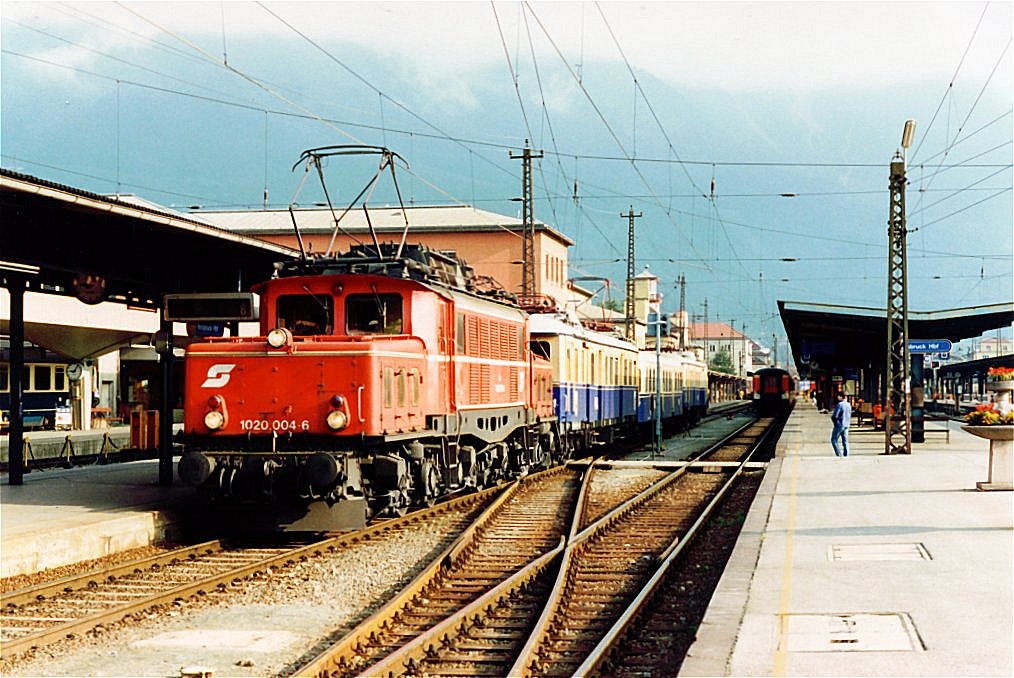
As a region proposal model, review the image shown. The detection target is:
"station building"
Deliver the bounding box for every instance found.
[195,205,578,309]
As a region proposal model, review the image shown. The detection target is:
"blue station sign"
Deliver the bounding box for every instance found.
[908,339,952,354]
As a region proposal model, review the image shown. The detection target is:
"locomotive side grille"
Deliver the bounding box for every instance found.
[479,317,491,356]
[497,322,510,359]
[470,363,481,398]
[510,368,519,400]
[467,316,480,356]
[480,364,491,403]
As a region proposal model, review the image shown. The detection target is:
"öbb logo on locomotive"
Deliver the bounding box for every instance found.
[200,363,236,388]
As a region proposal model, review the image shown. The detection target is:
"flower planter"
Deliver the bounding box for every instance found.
[985,380,1013,419]
[962,425,1014,441]
[963,425,1013,491]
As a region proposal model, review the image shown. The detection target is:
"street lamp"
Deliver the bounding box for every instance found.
[901,119,917,154]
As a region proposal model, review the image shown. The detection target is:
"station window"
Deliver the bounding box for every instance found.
[277,294,333,336]
[346,294,403,335]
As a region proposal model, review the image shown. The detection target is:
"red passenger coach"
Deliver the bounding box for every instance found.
[179,244,557,523]
[752,366,796,415]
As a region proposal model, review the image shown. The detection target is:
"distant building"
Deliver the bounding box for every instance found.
[195,204,580,307]
[972,336,1013,360]
[690,321,755,377]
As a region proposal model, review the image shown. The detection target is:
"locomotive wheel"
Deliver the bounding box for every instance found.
[417,460,443,507]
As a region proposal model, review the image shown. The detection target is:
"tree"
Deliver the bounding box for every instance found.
[710,347,734,374]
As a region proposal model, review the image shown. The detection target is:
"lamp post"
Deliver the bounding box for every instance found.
[885,120,916,455]
[650,312,667,458]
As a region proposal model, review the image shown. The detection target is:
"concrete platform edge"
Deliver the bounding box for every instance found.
[2,507,183,578]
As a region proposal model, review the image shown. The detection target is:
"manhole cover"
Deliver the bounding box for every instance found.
[829,543,931,561]
[779,613,924,652]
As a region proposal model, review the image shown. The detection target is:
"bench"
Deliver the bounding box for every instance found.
[918,415,951,443]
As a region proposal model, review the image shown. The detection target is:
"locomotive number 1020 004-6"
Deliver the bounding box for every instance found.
[239,418,311,432]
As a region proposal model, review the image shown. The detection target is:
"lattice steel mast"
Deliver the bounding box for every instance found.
[622,206,642,341]
[510,141,543,298]
[885,121,916,455]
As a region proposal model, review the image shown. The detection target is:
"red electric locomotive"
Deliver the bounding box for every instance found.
[178,243,556,524]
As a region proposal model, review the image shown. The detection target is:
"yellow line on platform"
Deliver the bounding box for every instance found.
[772,436,801,676]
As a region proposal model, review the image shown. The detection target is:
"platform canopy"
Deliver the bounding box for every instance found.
[1,169,297,310]
[779,300,1014,377]
[1,169,302,486]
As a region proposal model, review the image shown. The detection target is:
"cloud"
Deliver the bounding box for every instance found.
[7,2,1011,96]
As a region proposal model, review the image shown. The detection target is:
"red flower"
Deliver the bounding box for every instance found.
[987,366,1014,380]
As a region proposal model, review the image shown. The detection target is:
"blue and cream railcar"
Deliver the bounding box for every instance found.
[636,350,710,429]
[529,313,639,452]
[636,350,684,425]
[681,351,710,421]
[0,361,72,430]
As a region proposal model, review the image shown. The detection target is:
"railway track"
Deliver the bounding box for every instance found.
[578,472,764,676]
[0,486,499,661]
[292,464,583,677]
[578,464,670,531]
[511,470,728,675]
[324,415,779,677]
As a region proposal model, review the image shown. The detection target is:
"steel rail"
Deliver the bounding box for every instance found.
[291,464,580,678]
[1,541,225,608]
[341,458,605,678]
[0,485,499,660]
[361,539,566,677]
[508,417,777,676]
[573,418,781,675]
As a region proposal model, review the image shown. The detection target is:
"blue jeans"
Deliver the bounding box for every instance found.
[831,425,849,457]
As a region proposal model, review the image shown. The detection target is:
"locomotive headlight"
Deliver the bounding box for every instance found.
[325,409,349,430]
[266,327,292,348]
[204,409,226,430]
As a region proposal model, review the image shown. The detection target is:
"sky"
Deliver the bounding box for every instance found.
[2,1,1012,357]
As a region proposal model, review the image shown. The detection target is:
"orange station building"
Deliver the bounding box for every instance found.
[197,204,581,308]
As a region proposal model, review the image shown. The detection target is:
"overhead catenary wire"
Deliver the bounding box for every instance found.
[4,48,1006,174]
[912,35,1013,207]
[909,1,991,165]
[521,1,714,271]
[492,1,623,259]
[114,2,368,146]
[5,2,1009,327]
[256,2,519,199]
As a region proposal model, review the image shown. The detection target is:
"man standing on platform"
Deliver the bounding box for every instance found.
[831,391,852,457]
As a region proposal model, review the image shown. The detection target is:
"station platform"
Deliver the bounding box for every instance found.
[681,400,1013,677]
[0,459,191,578]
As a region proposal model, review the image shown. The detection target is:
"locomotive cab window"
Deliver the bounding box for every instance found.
[347,294,403,335]
[277,294,333,336]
